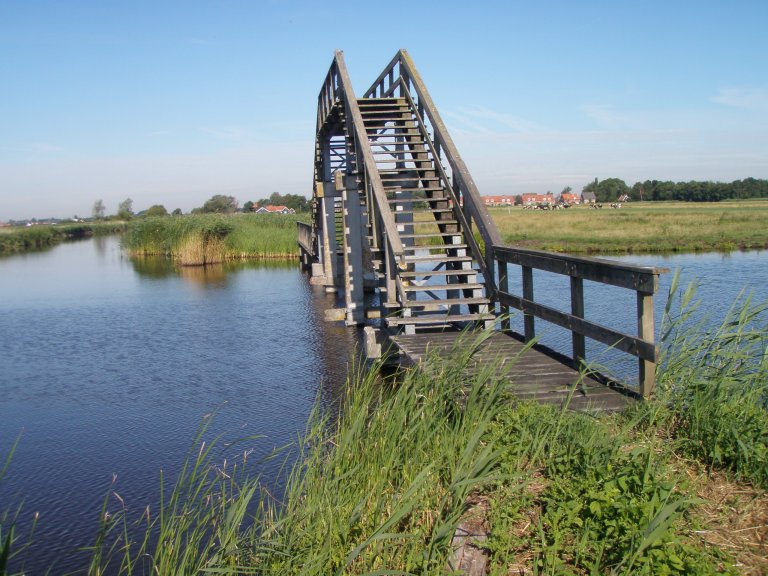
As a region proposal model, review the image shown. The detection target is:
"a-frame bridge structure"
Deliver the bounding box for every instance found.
[298,50,667,409]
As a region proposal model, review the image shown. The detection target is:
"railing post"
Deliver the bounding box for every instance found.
[570,276,586,368]
[498,259,510,331]
[637,292,656,397]
[522,266,535,342]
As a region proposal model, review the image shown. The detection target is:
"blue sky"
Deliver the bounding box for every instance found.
[1,0,767,220]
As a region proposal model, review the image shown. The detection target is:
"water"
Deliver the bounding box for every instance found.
[1,239,766,573]
[0,236,361,574]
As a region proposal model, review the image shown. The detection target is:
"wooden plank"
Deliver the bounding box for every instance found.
[390,331,637,413]
[493,245,667,294]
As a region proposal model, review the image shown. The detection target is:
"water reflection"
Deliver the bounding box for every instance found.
[0,238,362,574]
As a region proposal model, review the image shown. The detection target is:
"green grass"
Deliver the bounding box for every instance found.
[122,213,307,264]
[490,200,768,254]
[0,222,126,255]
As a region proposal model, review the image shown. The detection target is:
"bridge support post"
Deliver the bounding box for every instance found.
[338,171,366,326]
[317,180,340,288]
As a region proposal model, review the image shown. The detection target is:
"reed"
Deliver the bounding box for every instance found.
[123,214,304,264]
[655,273,768,488]
[0,222,125,255]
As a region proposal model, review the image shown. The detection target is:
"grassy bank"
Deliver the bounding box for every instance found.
[68,285,766,575]
[489,199,768,254]
[0,222,126,255]
[3,287,765,574]
[122,213,306,264]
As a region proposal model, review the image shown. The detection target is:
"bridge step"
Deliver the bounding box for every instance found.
[404,282,484,292]
[401,298,491,311]
[385,313,496,327]
[404,254,473,263]
[399,269,477,278]
[402,244,468,252]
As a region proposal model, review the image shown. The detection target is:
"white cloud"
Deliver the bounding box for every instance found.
[443,105,544,134]
[711,87,768,110]
[581,104,644,130]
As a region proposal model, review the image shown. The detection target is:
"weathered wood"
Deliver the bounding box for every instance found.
[332,52,405,263]
[494,245,666,294]
[570,276,585,365]
[391,331,635,413]
[497,291,657,361]
[522,266,535,342]
[637,291,656,397]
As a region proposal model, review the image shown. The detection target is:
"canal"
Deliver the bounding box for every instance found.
[0,236,766,573]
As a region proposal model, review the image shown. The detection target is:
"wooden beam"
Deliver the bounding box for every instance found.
[497,291,657,362]
[494,245,667,294]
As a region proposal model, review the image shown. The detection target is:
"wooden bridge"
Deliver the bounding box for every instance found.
[298,50,667,409]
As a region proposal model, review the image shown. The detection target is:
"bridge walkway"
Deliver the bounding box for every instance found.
[390,330,636,413]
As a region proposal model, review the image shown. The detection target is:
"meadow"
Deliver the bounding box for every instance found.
[488,199,768,254]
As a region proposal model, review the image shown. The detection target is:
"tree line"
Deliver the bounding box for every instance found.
[91,192,310,220]
[582,177,768,203]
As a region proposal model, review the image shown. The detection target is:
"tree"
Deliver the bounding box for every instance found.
[92,199,106,220]
[117,198,134,220]
[146,204,168,217]
[172,208,182,216]
[582,178,629,202]
[561,186,572,195]
[200,195,238,213]
[242,200,255,213]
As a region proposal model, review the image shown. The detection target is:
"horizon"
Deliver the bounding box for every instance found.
[2,0,767,221]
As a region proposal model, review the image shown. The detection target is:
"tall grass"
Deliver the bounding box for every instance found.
[250,334,508,574]
[0,222,125,255]
[123,214,304,264]
[656,272,768,488]
[84,332,511,575]
[85,418,261,575]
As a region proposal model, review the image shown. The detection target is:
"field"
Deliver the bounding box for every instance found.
[488,199,768,254]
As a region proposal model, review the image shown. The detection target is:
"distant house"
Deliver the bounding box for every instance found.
[617,193,630,202]
[482,195,516,207]
[255,205,296,215]
[521,192,554,206]
[559,193,580,205]
[582,191,597,204]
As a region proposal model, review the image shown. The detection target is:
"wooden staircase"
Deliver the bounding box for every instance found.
[357,97,495,332]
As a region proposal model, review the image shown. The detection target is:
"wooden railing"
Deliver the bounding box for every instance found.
[316,51,405,267]
[494,246,668,397]
[363,49,502,294]
[296,221,313,256]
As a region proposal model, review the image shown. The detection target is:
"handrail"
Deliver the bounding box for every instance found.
[326,51,405,263]
[296,221,313,255]
[395,51,502,247]
[399,85,495,293]
[362,50,502,283]
[494,245,668,397]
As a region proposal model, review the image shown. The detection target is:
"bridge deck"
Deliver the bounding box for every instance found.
[390,331,637,413]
